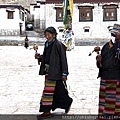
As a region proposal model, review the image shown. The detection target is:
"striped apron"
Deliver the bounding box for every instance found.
[98,79,120,120]
[39,75,56,112]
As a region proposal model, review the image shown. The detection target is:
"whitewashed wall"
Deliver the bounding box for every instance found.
[72,3,120,40]
[39,4,46,29]
[44,2,120,40]
[30,5,35,16]
[0,8,25,35]
[34,7,40,28]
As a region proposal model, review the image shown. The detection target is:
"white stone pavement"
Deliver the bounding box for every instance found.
[0,45,101,115]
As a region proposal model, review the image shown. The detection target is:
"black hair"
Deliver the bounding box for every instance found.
[44,27,58,35]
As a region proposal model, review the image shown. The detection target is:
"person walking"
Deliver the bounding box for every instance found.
[24,35,29,49]
[35,26,73,119]
[96,24,120,120]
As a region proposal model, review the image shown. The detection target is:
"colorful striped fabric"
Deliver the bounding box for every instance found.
[98,79,120,119]
[40,75,56,106]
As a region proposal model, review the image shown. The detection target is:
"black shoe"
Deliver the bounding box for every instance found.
[37,112,52,119]
[52,107,56,111]
[65,98,73,113]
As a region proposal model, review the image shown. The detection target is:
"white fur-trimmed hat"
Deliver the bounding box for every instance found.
[108,24,120,34]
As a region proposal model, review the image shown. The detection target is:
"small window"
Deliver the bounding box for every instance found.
[84,29,89,32]
[58,26,64,32]
[7,11,14,19]
[59,29,64,32]
[78,6,93,22]
[56,8,63,22]
[103,5,117,21]
[83,26,90,32]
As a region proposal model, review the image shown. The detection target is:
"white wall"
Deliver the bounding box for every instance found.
[45,4,63,30]
[45,2,120,40]
[72,3,120,40]
[34,7,40,27]
[30,5,35,15]
[0,9,24,29]
[0,7,25,35]
[39,4,46,29]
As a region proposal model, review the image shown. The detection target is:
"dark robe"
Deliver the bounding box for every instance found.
[39,38,69,80]
[39,38,72,113]
[97,42,120,79]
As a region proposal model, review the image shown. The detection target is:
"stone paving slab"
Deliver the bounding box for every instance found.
[0,45,101,115]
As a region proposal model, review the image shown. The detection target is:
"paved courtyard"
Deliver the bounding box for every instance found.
[0,45,101,116]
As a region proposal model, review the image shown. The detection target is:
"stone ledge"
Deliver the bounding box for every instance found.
[0,39,107,46]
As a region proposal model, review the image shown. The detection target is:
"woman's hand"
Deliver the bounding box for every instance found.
[35,53,40,65]
[35,53,40,59]
[62,76,67,81]
[96,54,102,62]
[96,54,102,67]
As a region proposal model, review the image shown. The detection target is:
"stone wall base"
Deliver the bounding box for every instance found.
[0,29,25,36]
